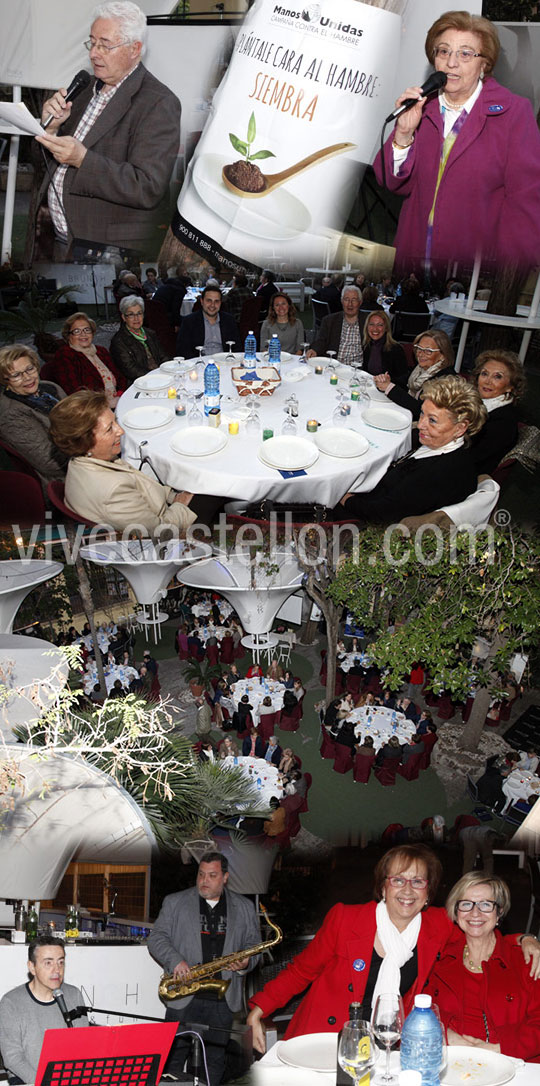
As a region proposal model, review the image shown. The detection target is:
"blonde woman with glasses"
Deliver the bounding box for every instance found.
[374,329,455,418]
[0,344,66,492]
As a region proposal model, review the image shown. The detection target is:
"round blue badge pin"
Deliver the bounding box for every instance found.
[488,105,503,113]
[353,958,366,972]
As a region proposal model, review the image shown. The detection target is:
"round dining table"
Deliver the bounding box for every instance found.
[348,705,415,751]
[221,754,283,806]
[230,678,285,721]
[501,768,540,813]
[116,356,412,507]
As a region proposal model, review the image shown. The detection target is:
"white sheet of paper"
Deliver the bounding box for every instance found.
[0,101,44,136]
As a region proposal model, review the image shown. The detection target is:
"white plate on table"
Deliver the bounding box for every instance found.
[277,1032,337,1072]
[442,1047,516,1086]
[361,406,410,431]
[258,436,319,471]
[122,406,174,430]
[315,428,369,458]
[262,351,292,363]
[170,427,228,457]
[160,360,190,374]
[134,372,173,392]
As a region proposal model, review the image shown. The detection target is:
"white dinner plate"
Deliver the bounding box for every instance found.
[160,360,190,374]
[258,436,319,471]
[442,1047,516,1086]
[262,351,292,363]
[361,406,410,431]
[315,428,369,458]
[122,406,174,430]
[134,372,173,392]
[170,427,228,457]
[277,1033,338,1072]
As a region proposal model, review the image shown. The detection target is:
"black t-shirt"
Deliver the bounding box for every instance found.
[198,895,227,1001]
[360,946,418,1019]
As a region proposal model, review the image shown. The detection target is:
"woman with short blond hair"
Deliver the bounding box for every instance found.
[0,343,66,490]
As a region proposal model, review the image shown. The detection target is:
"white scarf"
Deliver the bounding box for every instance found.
[371,901,422,1011]
[482,394,512,414]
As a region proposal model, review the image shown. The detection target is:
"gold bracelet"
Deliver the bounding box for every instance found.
[392,135,415,150]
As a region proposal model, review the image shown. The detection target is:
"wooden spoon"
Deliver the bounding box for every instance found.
[222,141,356,198]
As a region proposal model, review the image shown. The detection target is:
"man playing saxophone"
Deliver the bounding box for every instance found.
[148,852,261,1085]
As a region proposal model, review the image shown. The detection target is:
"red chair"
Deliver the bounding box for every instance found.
[320,727,337,759]
[333,743,353,774]
[220,636,235,664]
[258,711,280,740]
[279,701,302,732]
[298,772,312,813]
[176,631,189,660]
[47,480,99,527]
[187,636,205,661]
[396,752,424,781]
[418,733,437,770]
[233,640,246,659]
[1,471,46,528]
[437,694,455,720]
[206,643,220,666]
[353,751,375,783]
[346,673,363,698]
[374,759,399,786]
[281,794,303,838]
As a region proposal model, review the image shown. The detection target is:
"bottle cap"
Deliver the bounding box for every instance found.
[414,995,432,1008]
[399,1072,422,1086]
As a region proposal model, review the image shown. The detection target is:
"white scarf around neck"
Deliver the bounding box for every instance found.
[371,900,422,1011]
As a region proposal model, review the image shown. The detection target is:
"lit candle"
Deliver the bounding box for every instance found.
[228,421,239,435]
[189,369,198,381]
[306,419,318,433]
[351,389,360,402]
[167,386,176,399]
[314,364,323,375]
[329,374,338,385]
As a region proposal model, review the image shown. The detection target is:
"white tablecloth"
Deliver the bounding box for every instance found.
[230,678,284,721]
[502,768,540,812]
[83,664,138,695]
[348,706,415,751]
[117,358,411,505]
[221,754,283,805]
[189,625,228,644]
[191,601,233,620]
[74,630,110,655]
[338,651,371,673]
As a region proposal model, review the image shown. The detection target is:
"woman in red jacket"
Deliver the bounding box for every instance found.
[50,312,127,406]
[247,845,539,1053]
[425,872,540,1061]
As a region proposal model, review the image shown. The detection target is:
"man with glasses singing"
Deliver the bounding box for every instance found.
[35,1,180,258]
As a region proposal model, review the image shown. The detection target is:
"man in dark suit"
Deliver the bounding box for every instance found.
[307,285,363,363]
[255,270,278,319]
[36,1,181,257]
[312,275,343,314]
[176,286,240,358]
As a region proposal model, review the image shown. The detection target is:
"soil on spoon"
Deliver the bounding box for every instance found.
[224,160,266,193]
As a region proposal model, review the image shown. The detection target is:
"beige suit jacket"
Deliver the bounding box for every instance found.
[64,457,196,535]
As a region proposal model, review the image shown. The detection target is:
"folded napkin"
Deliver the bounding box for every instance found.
[240,370,260,380]
[278,469,307,478]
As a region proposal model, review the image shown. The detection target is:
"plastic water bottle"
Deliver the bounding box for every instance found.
[268,333,281,374]
[244,330,257,364]
[203,359,220,416]
[257,777,262,789]
[400,995,442,1086]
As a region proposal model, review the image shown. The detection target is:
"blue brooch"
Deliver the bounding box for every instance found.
[353,958,366,972]
[488,105,503,113]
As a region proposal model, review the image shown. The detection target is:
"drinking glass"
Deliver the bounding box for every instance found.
[246,403,261,434]
[338,1020,377,1086]
[187,396,203,426]
[196,345,206,361]
[225,340,236,362]
[325,349,337,376]
[372,994,404,1084]
[282,408,297,436]
[300,340,310,363]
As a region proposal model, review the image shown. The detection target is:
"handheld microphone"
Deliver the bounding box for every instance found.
[53,988,74,1028]
[43,70,92,130]
[385,71,447,123]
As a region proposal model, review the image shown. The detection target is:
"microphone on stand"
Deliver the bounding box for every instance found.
[384,71,447,123]
[53,988,74,1028]
[43,70,92,129]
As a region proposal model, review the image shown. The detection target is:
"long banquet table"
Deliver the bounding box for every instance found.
[116,356,411,507]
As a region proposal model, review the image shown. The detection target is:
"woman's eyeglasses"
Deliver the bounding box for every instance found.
[386,876,428,889]
[457,899,497,913]
[414,345,439,356]
[8,365,37,382]
[434,46,483,63]
[69,327,92,336]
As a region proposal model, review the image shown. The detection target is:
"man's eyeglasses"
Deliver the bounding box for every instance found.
[84,38,131,53]
[434,46,483,63]
[386,876,428,889]
[69,327,92,336]
[457,899,497,913]
[8,366,37,382]
[414,345,440,356]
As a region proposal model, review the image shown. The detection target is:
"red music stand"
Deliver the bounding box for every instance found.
[35,1022,178,1086]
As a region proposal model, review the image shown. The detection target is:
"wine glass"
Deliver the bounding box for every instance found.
[338,1019,377,1086]
[187,395,203,426]
[225,340,236,362]
[300,340,310,363]
[325,348,337,376]
[372,994,404,1084]
[196,345,206,362]
[282,408,297,436]
[246,401,261,434]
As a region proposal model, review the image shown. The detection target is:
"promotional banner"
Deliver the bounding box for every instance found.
[173,0,401,272]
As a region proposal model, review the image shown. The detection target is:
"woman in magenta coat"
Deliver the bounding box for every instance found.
[426,872,540,1061]
[50,312,127,406]
[247,845,540,1053]
[374,12,540,273]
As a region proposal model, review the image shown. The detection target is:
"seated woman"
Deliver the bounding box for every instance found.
[109,295,167,384]
[278,747,298,778]
[49,312,127,405]
[282,688,298,715]
[376,734,402,766]
[374,329,455,419]
[0,343,66,492]
[470,349,524,475]
[426,872,540,1061]
[49,390,196,535]
[260,293,304,354]
[259,695,276,716]
[361,311,408,387]
[282,669,294,690]
[333,376,486,525]
[355,734,376,757]
[267,659,284,682]
[292,678,305,701]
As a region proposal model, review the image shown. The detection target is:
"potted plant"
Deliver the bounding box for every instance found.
[0,283,81,360]
[182,659,222,698]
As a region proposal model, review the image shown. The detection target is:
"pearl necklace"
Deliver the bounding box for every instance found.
[463,936,495,973]
[441,93,468,111]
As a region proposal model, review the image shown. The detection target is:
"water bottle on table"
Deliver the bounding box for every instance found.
[400,995,443,1086]
[244,330,257,364]
[268,333,281,375]
[203,359,220,416]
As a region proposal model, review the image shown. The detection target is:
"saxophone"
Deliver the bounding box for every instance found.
[158,904,282,1000]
